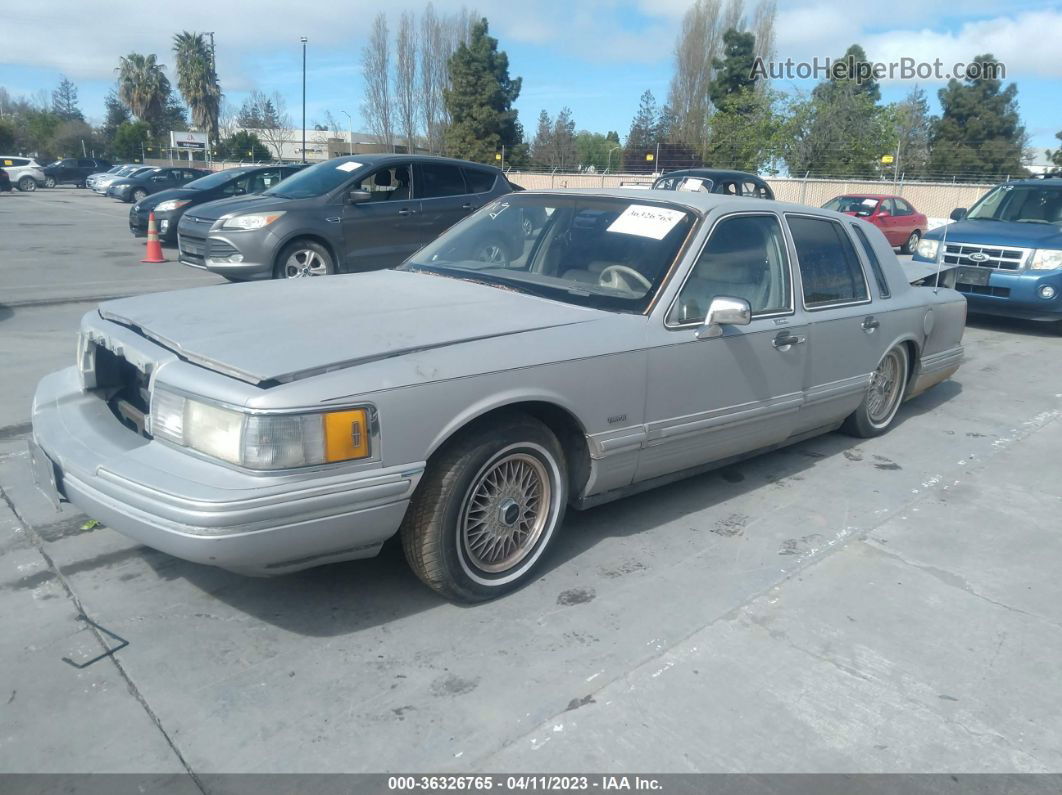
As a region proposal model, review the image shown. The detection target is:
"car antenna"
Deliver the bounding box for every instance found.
[933,218,950,294]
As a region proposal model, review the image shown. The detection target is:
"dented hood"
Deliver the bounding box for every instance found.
[98,270,598,385]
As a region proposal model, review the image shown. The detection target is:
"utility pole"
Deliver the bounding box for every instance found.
[300,37,308,163]
[341,110,353,155]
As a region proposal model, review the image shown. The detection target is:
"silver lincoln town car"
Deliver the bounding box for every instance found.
[30,189,966,602]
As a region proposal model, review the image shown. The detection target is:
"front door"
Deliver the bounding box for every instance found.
[640,212,808,482]
[784,213,889,434]
[340,162,422,272]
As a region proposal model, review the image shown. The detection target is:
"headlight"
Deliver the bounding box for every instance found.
[221,211,285,230]
[1029,249,1062,271]
[155,199,191,212]
[150,389,373,470]
[916,238,940,260]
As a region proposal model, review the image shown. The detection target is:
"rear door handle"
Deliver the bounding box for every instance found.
[461,203,477,211]
[398,207,416,216]
[862,316,880,332]
[773,331,806,349]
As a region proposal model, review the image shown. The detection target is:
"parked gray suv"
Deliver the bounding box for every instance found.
[177,154,518,280]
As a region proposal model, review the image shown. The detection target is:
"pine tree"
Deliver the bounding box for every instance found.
[622,90,659,172]
[443,18,523,163]
[929,54,1028,180]
[531,109,553,168]
[709,29,757,107]
[52,76,83,121]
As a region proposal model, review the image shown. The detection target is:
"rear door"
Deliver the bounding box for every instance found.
[414,161,471,234]
[785,213,888,435]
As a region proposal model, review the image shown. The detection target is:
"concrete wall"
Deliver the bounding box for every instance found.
[507,172,996,218]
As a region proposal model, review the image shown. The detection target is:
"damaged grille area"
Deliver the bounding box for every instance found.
[92,346,152,437]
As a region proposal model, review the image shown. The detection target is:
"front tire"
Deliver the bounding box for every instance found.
[401,413,568,602]
[43,176,56,189]
[131,189,148,203]
[901,229,921,254]
[842,345,910,438]
[275,239,335,279]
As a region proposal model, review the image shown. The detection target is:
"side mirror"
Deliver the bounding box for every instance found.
[876,209,890,217]
[696,296,751,339]
[347,189,372,204]
[950,207,967,221]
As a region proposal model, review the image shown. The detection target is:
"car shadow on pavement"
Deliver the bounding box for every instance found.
[161,386,961,637]
[0,305,12,324]
[967,314,1062,338]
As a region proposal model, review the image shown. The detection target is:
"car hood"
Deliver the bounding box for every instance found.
[924,219,1062,248]
[98,270,602,385]
[185,194,294,222]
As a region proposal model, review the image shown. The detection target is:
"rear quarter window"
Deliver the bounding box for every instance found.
[851,224,891,298]
[463,168,497,193]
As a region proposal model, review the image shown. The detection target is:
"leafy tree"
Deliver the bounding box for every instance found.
[928,54,1028,180]
[709,29,757,107]
[112,121,151,161]
[575,131,622,171]
[622,90,659,172]
[1048,131,1062,169]
[97,88,132,158]
[551,107,577,170]
[0,119,14,152]
[51,120,96,158]
[116,53,171,133]
[216,130,271,162]
[443,18,523,163]
[704,88,781,172]
[173,31,221,144]
[52,76,84,121]
[887,85,932,178]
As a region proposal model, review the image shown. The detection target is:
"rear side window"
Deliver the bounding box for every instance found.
[788,215,868,307]
[851,224,891,298]
[463,168,497,193]
[78,158,95,168]
[416,163,466,198]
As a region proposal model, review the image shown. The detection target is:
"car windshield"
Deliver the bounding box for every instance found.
[184,169,243,191]
[824,196,879,216]
[264,159,362,199]
[401,194,696,313]
[966,184,1062,224]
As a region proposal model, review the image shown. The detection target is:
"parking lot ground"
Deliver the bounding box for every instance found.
[1,189,1061,777]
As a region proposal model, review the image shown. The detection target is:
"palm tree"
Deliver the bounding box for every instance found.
[116,53,170,132]
[172,32,222,145]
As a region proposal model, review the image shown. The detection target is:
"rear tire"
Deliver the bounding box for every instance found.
[842,345,910,438]
[901,229,921,255]
[401,413,568,602]
[17,177,36,192]
[131,189,147,203]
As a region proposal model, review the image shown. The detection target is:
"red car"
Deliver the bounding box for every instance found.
[822,194,927,254]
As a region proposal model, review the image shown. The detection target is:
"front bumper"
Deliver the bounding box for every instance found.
[31,367,423,574]
[954,269,1062,322]
[129,206,179,241]
[177,224,274,280]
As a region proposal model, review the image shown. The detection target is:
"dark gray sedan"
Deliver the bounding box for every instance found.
[176,154,517,280]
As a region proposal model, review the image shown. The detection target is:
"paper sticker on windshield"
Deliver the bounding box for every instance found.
[607,205,686,239]
[336,161,362,172]
[678,177,708,192]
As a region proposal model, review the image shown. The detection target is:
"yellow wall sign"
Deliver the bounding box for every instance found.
[881,154,895,164]
[645,152,655,161]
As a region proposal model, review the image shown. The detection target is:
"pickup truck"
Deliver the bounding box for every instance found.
[912,175,1062,328]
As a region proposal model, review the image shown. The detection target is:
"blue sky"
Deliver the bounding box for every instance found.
[3,0,1060,152]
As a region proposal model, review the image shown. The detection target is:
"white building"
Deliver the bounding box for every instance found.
[234,128,425,162]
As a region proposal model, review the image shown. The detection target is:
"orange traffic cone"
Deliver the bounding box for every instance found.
[141,211,166,263]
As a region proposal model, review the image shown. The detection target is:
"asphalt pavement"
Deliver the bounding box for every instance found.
[1,186,1061,779]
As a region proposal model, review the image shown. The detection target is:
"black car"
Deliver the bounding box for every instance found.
[652,168,774,199]
[42,157,111,188]
[0,168,11,192]
[130,164,306,242]
[107,167,210,203]
[176,154,518,280]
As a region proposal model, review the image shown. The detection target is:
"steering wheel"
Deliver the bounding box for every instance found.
[599,264,652,292]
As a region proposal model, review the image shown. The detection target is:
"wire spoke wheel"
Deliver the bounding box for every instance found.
[475,241,508,265]
[461,452,551,574]
[284,248,328,278]
[866,349,905,426]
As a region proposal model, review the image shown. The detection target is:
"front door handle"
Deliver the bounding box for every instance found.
[773,331,806,349]
[398,207,416,216]
[862,316,880,332]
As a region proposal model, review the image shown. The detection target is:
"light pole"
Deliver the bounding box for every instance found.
[341,110,353,155]
[300,36,308,163]
[606,146,620,174]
